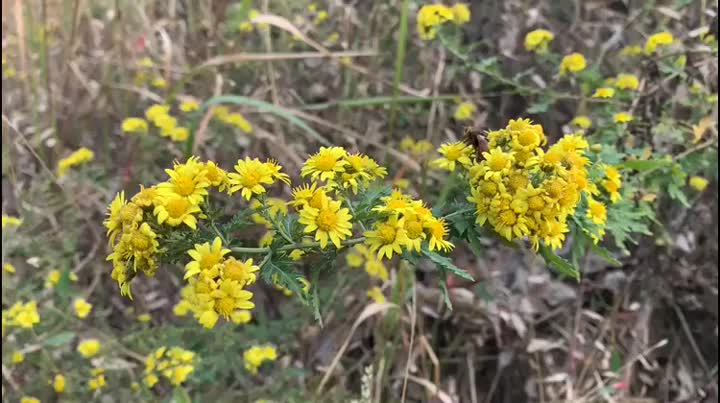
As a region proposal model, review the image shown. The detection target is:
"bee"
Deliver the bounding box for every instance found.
[462,124,489,161]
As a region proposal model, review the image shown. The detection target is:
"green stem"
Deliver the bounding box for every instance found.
[230,237,367,255]
[441,206,475,221]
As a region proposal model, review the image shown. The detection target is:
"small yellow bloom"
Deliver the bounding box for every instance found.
[73,298,93,319]
[559,53,587,75]
[453,102,476,120]
[416,4,454,40]
[614,112,633,123]
[2,215,23,228]
[179,99,200,112]
[570,116,591,129]
[586,198,607,225]
[121,117,149,133]
[615,73,639,90]
[367,287,386,303]
[524,29,554,53]
[620,45,643,57]
[231,310,252,324]
[169,127,190,142]
[645,31,674,54]
[689,176,709,191]
[151,77,167,88]
[592,87,615,98]
[53,374,66,393]
[313,10,329,25]
[451,3,471,25]
[145,104,170,122]
[20,397,40,403]
[77,339,101,358]
[57,147,94,177]
[137,313,152,322]
[12,351,24,364]
[288,249,305,261]
[3,263,16,273]
[432,142,474,171]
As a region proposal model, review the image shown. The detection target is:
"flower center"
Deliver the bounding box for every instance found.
[377,224,397,244]
[315,155,338,171]
[199,254,220,271]
[480,181,497,195]
[316,209,337,231]
[405,220,424,239]
[499,210,517,226]
[508,173,528,191]
[130,233,151,251]
[241,171,262,187]
[175,176,196,196]
[528,196,545,211]
[445,147,462,161]
[488,155,508,171]
[166,198,189,218]
[120,203,140,223]
[545,181,564,199]
[215,297,235,318]
[309,192,325,209]
[518,130,538,146]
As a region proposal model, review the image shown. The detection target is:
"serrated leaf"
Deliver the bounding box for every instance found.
[538,244,580,281]
[260,258,308,304]
[422,249,474,281]
[43,332,75,347]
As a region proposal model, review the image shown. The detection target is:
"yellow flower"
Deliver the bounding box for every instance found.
[602,166,622,203]
[145,104,170,122]
[614,112,633,123]
[169,127,190,142]
[57,147,94,177]
[425,218,454,252]
[371,190,414,215]
[298,197,353,249]
[586,198,607,225]
[524,29,554,53]
[432,141,474,171]
[620,45,642,56]
[225,113,253,134]
[592,87,615,98]
[288,249,305,261]
[689,176,709,191]
[222,257,259,286]
[151,76,167,88]
[121,117,149,133]
[12,351,24,364]
[540,219,568,250]
[451,3,471,24]
[365,258,389,281]
[6,301,40,328]
[53,374,66,393]
[479,147,514,181]
[313,10,329,25]
[338,153,387,193]
[559,53,587,75]
[302,146,349,181]
[202,161,229,191]
[88,372,106,391]
[137,57,154,67]
[73,298,93,319]
[157,156,210,205]
[615,73,639,90]
[364,215,410,260]
[231,310,252,324]
[367,287,386,303]
[416,4,454,40]
[153,194,201,229]
[243,345,278,374]
[179,99,200,112]
[184,237,230,279]
[645,31,674,54]
[2,215,22,228]
[21,397,40,403]
[155,114,178,136]
[228,158,279,200]
[570,116,591,129]
[453,102,476,120]
[131,185,159,208]
[3,263,16,273]
[77,339,101,358]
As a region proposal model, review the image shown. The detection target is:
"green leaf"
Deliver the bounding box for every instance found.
[422,249,474,281]
[611,349,623,374]
[44,332,75,347]
[618,159,673,171]
[438,270,453,311]
[538,244,580,281]
[527,98,552,114]
[590,243,622,267]
[260,258,308,304]
[169,386,192,403]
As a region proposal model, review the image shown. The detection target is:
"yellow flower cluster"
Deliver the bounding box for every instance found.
[2,300,40,330]
[432,141,474,172]
[453,102,476,120]
[601,165,623,203]
[347,244,389,281]
[645,31,674,54]
[213,106,253,134]
[87,368,106,391]
[592,87,615,98]
[614,73,640,91]
[175,237,258,329]
[121,103,192,142]
[243,345,278,374]
[463,119,595,249]
[367,286,385,303]
[524,29,554,53]
[365,190,454,258]
[57,147,94,177]
[144,346,195,387]
[416,3,471,40]
[399,137,434,160]
[559,53,587,75]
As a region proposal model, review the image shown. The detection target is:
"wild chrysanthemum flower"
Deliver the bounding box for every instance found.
[620,45,643,56]
[451,3,471,24]
[453,102,476,120]
[480,147,514,181]
[602,166,622,203]
[586,198,607,225]
[228,158,277,200]
[73,298,93,319]
[2,214,22,228]
[615,74,639,90]
[222,257,259,286]
[364,258,389,281]
[524,29,554,53]
[425,218,454,252]
[131,185,159,208]
[53,374,66,393]
[570,116,592,129]
[372,190,414,215]
[338,153,387,193]
[614,112,633,123]
[225,113,253,134]
[432,142,474,171]
[88,368,106,391]
[364,215,410,259]
[153,194,201,229]
[3,263,16,273]
[559,53,587,75]
[592,87,615,98]
[158,157,209,205]
[367,287,386,303]
[184,237,231,279]
[179,99,200,112]
[117,223,160,267]
[145,104,170,122]
[232,310,252,324]
[540,219,568,250]
[302,147,349,181]
[155,114,178,136]
[20,397,40,403]
[201,161,229,191]
[77,339,101,358]
[151,77,167,88]
[689,176,709,191]
[298,196,353,248]
[4,301,40,329]
[122,117,149,133]
[402,212,427,252]
[243,345,278,374]
[144,346,195,386]
[416,4,454,40]
[206,278,255,320]
[169,127,190,142]
[57,147,94,177]
[104,192,142,244]
[12,351,24,364]
[645,31,674,54]
[264,159,291,185]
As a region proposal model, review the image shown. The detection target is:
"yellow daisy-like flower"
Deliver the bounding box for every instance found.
[364,215,410,260]
[243,345,278,374]
[402,212,427,252]
[540,219,568,250]
[451,3,471,24]
[202,161,229,191]
[586,198,607,225]
[559,52,587,75]
[2,214,22,228]
[131,185,159,208]
[3,263,16,273]
[225,113,253,134]
[614,112,633,123]
[20,397,40,403]
[592,87,615,98]
[103,192,141,244]
[145,104,170,122]
[645,31,674,54]
[208,278,255,319]
[155,114,177,136]
[298,197,353,249]
[158,157,209,205]
[620,45,643,57]
[524,29,554,53]
[365,258,389,281]
[153,194,201,229]
[453,102,476,120]
[53,374,66,393]
[231,310,252,324]
[6,301,40,328]
[367,287,386,303]
[122,117,149,133]
[12,351,24,364]
[265,159,291,186]
[73,298,93,319]
[179,99,200,112]
[432,141,474,172]
[184,238,230,280]
[222,257,259,286]
[228,158,277,200]
[425,218,454,252]
[372,190,414,215]
[570,116,592,129]
[77,339,101,358]
[301,146,349,182]
[480,147,515,181]
[416,4,454,40]
[689,176,709,191]
[57,147,94,177]
[151,76,167,88]
[169,127,190,142]
[615,74,639,90]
